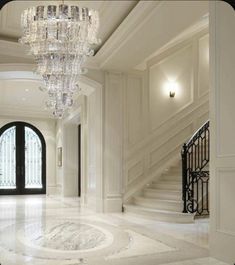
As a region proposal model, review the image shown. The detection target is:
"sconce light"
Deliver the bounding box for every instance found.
[167,81,178,98]
[169,91,175,98]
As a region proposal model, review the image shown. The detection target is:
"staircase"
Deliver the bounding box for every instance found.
[123,121,210,223]
[123,161,195,223]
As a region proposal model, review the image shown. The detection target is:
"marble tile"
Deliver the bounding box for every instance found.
[0,195,229,265]
[106,229,175,260]
[22,221,108,251]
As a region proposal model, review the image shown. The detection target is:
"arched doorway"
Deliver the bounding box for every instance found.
[0,122,46,195]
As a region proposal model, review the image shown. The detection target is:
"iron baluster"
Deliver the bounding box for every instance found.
[181,121,210,216]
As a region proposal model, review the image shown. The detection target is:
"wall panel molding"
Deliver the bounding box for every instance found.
[215,168,235,237]
[123,30,209,201]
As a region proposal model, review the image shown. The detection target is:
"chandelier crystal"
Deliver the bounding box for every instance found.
[19,4,100,118]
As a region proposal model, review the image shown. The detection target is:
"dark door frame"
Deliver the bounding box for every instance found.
[0,121,46,195]
[78,124,81,197]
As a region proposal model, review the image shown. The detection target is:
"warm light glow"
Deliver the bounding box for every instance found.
[165,80,179,98]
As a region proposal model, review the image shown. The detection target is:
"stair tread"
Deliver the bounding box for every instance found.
[162,173,181,176]
[157,180,181,184]
[161,180,181,183]
[134,196,181,204]
[124,204,192,216]
[145,188,181,193]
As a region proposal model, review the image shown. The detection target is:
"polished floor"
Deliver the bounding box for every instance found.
[0,195,228,265]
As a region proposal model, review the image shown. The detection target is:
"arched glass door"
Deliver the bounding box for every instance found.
[0,122,46,195]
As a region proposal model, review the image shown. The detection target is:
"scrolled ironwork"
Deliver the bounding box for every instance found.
[181,121,209,215]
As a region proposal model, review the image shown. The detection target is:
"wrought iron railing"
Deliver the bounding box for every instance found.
[181,121,209,215]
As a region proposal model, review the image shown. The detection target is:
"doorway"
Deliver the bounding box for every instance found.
[0,122,46,195]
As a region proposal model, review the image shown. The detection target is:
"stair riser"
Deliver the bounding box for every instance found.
[164,169,181,174]
[144,190,181,200]
[151,183,181,190]
[134,198,182,212]
[162,175,181,181]
[123,206,194,223]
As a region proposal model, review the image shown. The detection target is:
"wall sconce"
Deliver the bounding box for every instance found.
[167,81,178,98]
[169,91,175,98]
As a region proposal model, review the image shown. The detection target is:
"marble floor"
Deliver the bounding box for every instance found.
[0,195,228,265]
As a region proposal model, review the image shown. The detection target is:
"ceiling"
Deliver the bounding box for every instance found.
[0,0,209,119]
[0,0,138,52]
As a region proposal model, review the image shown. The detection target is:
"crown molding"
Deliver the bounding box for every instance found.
[0,39,33,60]
[94,1,161,69]
[0,39,99,69]
[94,0,208,71]
[0,63,35,71]
[0,105,54,119]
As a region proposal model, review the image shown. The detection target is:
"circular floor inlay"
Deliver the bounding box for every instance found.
[0,218,130,260]
[23,221,107,251]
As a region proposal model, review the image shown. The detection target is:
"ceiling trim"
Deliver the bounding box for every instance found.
[0,40,99,69]
[0,71,41,82]
[0,63,35,71]
[0,64,101,119]
[0,39,33,60]
[0,104,53,119]
[94,1,161,69]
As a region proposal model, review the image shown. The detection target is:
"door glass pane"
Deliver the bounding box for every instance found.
[0,126,16,189]
[25,127,42,189]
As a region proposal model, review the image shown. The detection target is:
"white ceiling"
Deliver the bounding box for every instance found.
[0,0,209,119]
[0,78,52,118]
[0,0,138,51]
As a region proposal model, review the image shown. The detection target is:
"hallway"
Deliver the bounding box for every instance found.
[0,196,227,265]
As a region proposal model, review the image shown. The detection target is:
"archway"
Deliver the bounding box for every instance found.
[0,122,46,195]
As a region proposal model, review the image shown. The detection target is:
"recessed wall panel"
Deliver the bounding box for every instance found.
[149,46,193,132]
[198,34,209,97]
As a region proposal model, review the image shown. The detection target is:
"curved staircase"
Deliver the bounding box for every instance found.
[123,161,195,223]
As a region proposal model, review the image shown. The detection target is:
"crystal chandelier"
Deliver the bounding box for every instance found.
[19,4,100,118]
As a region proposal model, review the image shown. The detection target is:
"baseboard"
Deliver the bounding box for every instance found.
[47,185,61,195]
[104,195,123,213]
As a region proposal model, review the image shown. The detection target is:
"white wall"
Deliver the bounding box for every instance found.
[54,30,209,213]
[123,29,209,200]
[55,119,63,194]
[86,83,103,211]
[56,112,80,197]
[55,78,104,211]
[62,123,79,197]
[103,72,124,212]
[0,116,56,194]
[210,1,235,263]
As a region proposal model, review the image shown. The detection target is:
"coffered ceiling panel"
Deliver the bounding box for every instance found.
[0,0,138,49]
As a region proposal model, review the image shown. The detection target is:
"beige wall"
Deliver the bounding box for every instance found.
[123,30,209,200]
[210,1,235,263]
[0,116,56,194]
